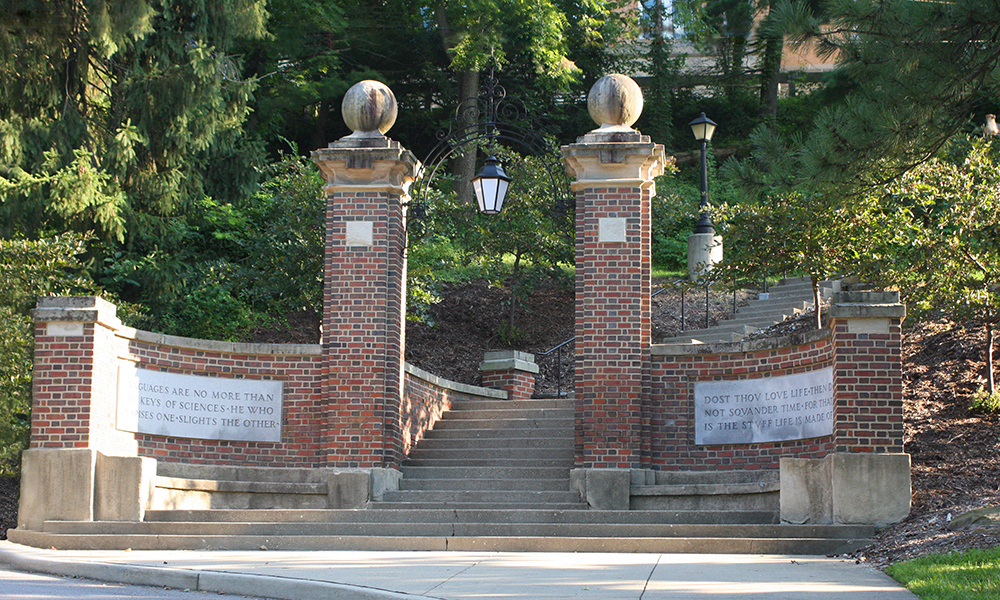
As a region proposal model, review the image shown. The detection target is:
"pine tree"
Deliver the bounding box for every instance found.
[727,0,1000,198]
[0,1,268,241]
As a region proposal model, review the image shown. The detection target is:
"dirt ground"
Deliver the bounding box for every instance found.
[2,279,998,567]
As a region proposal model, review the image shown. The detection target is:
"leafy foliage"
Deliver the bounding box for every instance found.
[408,146,574,339]
[0,1,269,241]
[0,233,95,475]
[105,154,325,341]
[872,138,1000,393]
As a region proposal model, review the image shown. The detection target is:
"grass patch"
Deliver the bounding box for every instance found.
[886,547,1000,600]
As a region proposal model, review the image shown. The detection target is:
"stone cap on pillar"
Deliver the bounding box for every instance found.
[31,296,122,338]
[311,80,420,190]
[563,74,665,185]
[830,291,906,319]
[479,350,540,374]
[32,296,121,326]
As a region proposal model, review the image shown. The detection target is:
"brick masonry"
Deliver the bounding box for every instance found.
[829,295,906,454]
[313,136,416,468]
[563,130,664,469]
[647,335,837,471]
[28,106,905,478]
[29,297,503,468]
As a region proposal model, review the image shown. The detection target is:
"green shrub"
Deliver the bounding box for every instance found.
[969,387,1000,414]
[0,233,95,475]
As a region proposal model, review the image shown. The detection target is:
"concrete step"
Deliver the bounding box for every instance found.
[9,527,873,555]
[140,508,777,525]
[35,519,874,541]
[378,489,585,505]
[421,427,572,439]
[430,417,573,431]
[439,407,574,421]
[398,478,571,492]
[738,299,811,312]
[407,445,575,459]
[400,465,571,479]
[367,500,588,510]
[410,436,574,449]
[449,399,574,411]
[404,457,574,468]
[375,490,585,510]
[645,471,780,485]
[659,277,835,345]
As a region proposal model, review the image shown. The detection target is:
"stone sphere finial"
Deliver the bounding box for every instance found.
[587,74,643,131]
[342,80,398,137]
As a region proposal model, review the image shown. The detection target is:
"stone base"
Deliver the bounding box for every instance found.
[18,449,97,530]
[781,453,911,525]
[570,468,630,510]
[17,450,404,529]
[687,233,723,281]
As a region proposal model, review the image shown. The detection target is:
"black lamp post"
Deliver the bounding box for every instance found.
[471,155,512,215]
[689,112,717,234]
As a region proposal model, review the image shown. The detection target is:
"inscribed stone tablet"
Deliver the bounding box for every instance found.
[694,367,834,445]
[116,366,283,442]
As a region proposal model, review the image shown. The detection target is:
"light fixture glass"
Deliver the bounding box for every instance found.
[689,112,717,143]
[471,155,511,215]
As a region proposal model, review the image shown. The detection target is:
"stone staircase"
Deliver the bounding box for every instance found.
[374,396,585,510]
[660,276,838,345]
[9,391,875,554]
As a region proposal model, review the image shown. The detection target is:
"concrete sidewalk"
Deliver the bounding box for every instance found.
[0,541,918,600]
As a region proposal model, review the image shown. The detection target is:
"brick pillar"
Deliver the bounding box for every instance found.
[780,291,910,525]
[830,291,906,453]
[311,82,418,469]
[480,351,538,401]
[562,75,665,469]
[29,296,135,455]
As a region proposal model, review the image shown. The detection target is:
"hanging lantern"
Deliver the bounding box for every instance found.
[471,155,512,215]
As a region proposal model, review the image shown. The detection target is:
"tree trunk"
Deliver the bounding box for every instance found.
[507,250,523,344]
[812,277,822,329]
[758,33,782,128]
[434,6,480,206]
[988,320,996,396]
[453,68,480,206]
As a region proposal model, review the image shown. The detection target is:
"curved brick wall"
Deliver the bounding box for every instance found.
[30,297,503,468]
[644,330,837,471]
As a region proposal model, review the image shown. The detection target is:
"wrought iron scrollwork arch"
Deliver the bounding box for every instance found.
[408,62,572,219]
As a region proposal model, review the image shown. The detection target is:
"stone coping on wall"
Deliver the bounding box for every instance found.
[120,326,323,356]
[651,328,832,357]
[404,362,506,400]
[117,326,501,401]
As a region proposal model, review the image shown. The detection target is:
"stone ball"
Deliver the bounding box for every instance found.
[342,80,397,136]
[587,74,643,129]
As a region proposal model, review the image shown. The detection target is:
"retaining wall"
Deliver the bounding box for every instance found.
[30,296,503,468]
[645,329,836,471]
